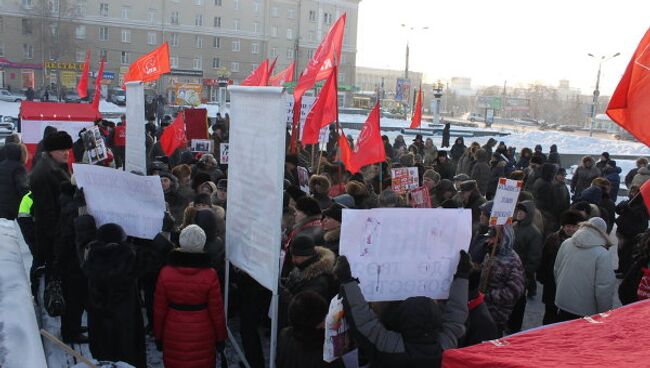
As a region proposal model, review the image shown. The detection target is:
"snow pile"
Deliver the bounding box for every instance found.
[98,100,126,114]
[0,101,20,118]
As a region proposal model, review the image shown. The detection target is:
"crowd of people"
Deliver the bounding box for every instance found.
[1,115,650,368]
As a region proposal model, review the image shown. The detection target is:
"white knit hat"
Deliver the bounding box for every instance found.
[179,225,206,253]
[588,217,607,234]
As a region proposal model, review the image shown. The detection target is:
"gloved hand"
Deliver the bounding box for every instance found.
[334,256,353,283]
[162,211,175,232]
[455,250,472,279]
[155,340,163,352]
[216,341,226,354]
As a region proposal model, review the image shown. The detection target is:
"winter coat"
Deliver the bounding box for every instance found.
[631,166,650,188]
[340,277,468,368]
[286,215,324,249]
[450,138,466,163]
[552,181,571,221]
[442,124,451,147]
[312,193,333,212]
[618,255,650,305]
[554,223,616,316]
[480,226,525,329]
[0,144,28,219]
[321,228,341,255]
[456,151,475,176]
[524,166,541,192]
[482,138,497,158]
[547,151,561,167]
[486,161,506,199]
[515,156,530,171]
[615,200,649,240]
[625,168,639,189]
[464,191,487,235]
[53,183,84,277]
[513,201,544,275]
[277,326,344,368]
[193,164,225,184]
[461,291,499,347]
[470,149,490,196]
[571,165,600,198]
[435,159,455,180]
[537,229,571,305]
[80,226,146,367]
[154,251,227,368]
[161,173,189,229]
[604,166,622,200]
[468,226,489,263]
[532,165,559,236]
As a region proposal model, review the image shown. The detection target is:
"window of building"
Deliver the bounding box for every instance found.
[50,23,58,37]
[21,18,32,35]
[231,62,239,72]
[75,0,87,16]
[214,0,221,5]
[195,35,203,48]
[286,48,294,60]
[286,28,293,40]
[271,26,278,37]
[195,14,203,26]
[121,6,130,19]
[193,57,202,70]
[148,9,157,23]
[213,16,221,27]
[22,0,32,9]
[232,39,240,52]
[23,44,33,59]
[253,0,260,13]
[121,51,130,65]
[75,25,86,39]
[269,47,277,58]
[288,9,295,19]
[253,21,260,33]
[48,0,60,13]
[309,10,316,22]
[338,72,345,83]
[271,7,278,17]
[99,2,108,17]
[233,0,240,10]
[212,57,220,69]
[233,19,240,31]
[0,17,3,32]
[251,42,259,54]
[148,32,157,45]
[121,29,131,43]
[170,11,179,25]
[100,48,108,62]
[0,42,4,57]
[99,26,109,41]
[170,32,179,46]
[75,49,86,62]
[171,56,179,68]
[323,12,332,24]
[213,36,220,48]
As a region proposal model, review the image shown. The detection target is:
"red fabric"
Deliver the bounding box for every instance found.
[241,59,271,86]
[348,102,385,173]
[638,267,650,300]
[154,263,226,368]
[328,183,346,198]
[19,101,102,121]
[285,219,322,250]
[160,114,187,156]
[267,57,277,81]
[269,62,295,86]
[467,292,485,311]
[338,132,355,173]
[410,89,423,128]
[606,27,650,146]
[124,42,171,83]
[184,108,209,141]
[640,180,650,216]
[91,59,105,111]
[113,126,126,147]
[302,66,338,145]
[443,299,650,368]
[77,49,90,98]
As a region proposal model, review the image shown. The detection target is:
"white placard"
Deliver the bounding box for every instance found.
[125,81,147,174]
[191,139,213,153]
[285,95,330,144]
[21,120,93,144]
[298,166,310,194]
[489,178,523,226]
[220,143,229,165]
[340,208,472,301]
[82,125,108,164]
[73,164,165,240]
[226,86,285,293]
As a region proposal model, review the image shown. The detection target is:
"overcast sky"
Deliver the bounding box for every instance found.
[356,0,650,95]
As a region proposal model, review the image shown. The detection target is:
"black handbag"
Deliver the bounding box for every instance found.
[44,278,66,317]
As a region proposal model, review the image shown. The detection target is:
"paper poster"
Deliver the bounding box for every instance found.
[191,139,213,153]
[226,86,285,293]
[298,166,310,194]
[490,178,523,225]
[81,126,108,164]
[20,120,93,145]
[340,208,472,301]
[391,167,419,193]
[220,143,229,165]
[72,164,165,240]
[409,187,431,208]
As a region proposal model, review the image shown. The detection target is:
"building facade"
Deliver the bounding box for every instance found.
[0,0,359,103]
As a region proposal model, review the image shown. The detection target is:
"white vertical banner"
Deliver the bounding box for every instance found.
[125,81,147,174]
[226,86,285,293]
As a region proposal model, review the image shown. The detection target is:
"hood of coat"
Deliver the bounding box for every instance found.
[496,224,516,257]
[517,200,537,227]
[571,222,611,249]
[638,166,650,176]
[391,296,441,345]
[295,246,336,281]
[167,249,212,272]
[3,143,22,162]
[475,148,489,163]
[485,138,497,148]
[84,241,137,281]
[453,137,465,146]
[541,163,557,181]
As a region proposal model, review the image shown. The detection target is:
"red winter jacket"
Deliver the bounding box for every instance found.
[154,251,227,368]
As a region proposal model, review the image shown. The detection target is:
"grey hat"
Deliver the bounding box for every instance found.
[179,224,206,253]
[333,194,356,209]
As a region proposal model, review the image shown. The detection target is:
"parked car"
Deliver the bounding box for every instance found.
[0,89,26,102]
[0,116,16,140]
[64,92,83,103]
[558,125,575,132]
[110,89,126,105]
[463,112,484,122]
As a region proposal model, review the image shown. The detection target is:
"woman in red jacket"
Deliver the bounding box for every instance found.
[154,224,227,368]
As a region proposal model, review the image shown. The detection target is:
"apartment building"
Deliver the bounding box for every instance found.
[0,0,359,102]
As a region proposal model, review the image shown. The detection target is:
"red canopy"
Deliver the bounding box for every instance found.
[443,300,650,368]
[19,101,102,121]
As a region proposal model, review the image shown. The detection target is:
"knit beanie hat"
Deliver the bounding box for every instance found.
[96,223,127,243]
[295,197,322,217]
[43,131,73,152]
[291,235,316,257]
[179,224,206,253]
[560,210,585,226]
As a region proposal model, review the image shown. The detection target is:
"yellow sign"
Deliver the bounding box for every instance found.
[175,83,202,106]
[60,71,78,89]
[45,61,84,71]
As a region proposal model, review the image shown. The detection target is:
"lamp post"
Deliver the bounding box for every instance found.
[400,24,428,118]
[588,52,620,137]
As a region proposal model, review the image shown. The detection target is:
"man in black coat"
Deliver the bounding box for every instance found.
[0,143,28,220]
[30,131,73,280]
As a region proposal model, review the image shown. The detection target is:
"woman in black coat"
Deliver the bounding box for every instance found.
[0,143,28,219]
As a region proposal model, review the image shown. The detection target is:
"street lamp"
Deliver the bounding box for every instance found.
[400,24,428,118]
[588,52,620,137]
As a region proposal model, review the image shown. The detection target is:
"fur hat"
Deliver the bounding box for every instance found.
[560,210,585,226]
[322,203,344,223]
[509,170,526,181]
[459,180,478,193]
[379,189,401,208]
[43,131,73,152]
[172,164,192,179]
[288,291,328,331]
[346,180,367,198]
[399,153,415,167]
[295,197,321,217]
[179,224,206,253]
[309,175,331,195]
[199,181,217,193]
[199,153,218,166]
[290,235,316,257]
[591,177,610,188]
[423,169,441,183]
[96,223,127,243]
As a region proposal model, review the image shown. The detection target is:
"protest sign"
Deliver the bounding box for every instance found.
[81,126,108,164]
[298,166,310,194]
[490,178,523,225]
[72,164,165,239]
[125,82,147,174]
[340,208,472,301]
[391,167,419,193]
[409,187,431,208]
[220,143,229,165]
[226,86,285,293]
[284,95,329,144]
[191,139,213,153]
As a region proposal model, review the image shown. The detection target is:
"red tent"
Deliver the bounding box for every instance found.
[442,300,650,368]
[19,101,101,168]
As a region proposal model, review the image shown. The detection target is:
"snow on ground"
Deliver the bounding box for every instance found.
[98,100,126,115]
[0,101,20,118]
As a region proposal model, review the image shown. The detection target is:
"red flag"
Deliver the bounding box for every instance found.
[124,42,171,84]
[302,66,338,145]
[410,88,423,128]
[606,27,650,146]
[269,62,295,86]
[91,59,105,111]
[77,49,90,98]
[267,57,277,83]
[160,113,187,156]
[639,180,650,216]
[338,131,354,172]
[241,59,270,86]
[352,101,385,171]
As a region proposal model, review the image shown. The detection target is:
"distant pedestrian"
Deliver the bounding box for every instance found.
[442,123,451,148]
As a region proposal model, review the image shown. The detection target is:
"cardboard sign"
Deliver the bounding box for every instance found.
[391,167,419,193]
[409,187,431,208]
[81,125,108,164]
[219,143,229,165]
[340,208,472,301]
[191,139,213,153]
[298,166,310,194]
[489,178,523,225]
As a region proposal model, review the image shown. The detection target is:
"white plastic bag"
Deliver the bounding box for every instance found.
[323,294,351,362]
